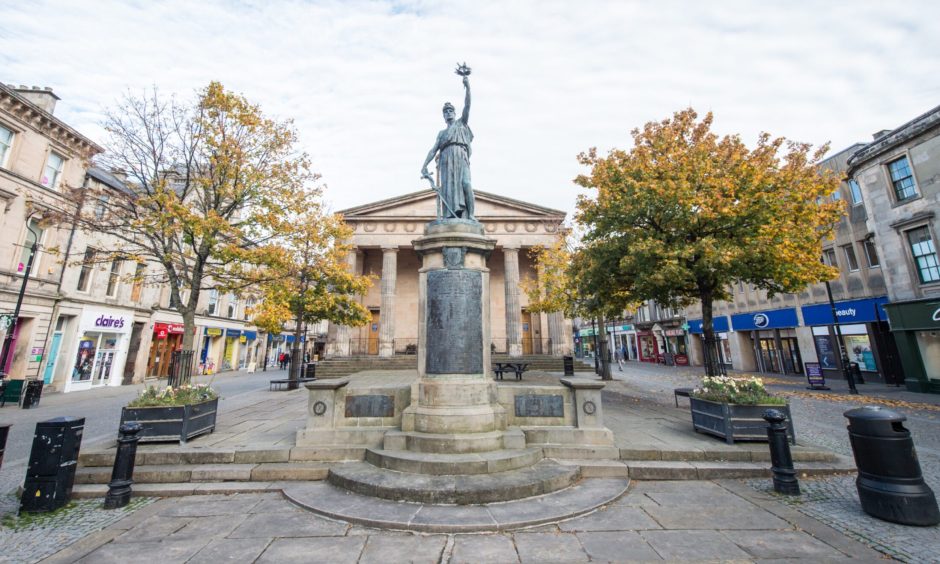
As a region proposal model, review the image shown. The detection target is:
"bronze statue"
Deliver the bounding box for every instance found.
[422,63,475,221]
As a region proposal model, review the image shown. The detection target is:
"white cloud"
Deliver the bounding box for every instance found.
[2,0,938,214]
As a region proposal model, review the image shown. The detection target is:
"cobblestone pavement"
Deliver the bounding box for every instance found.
[601,361,940,563]
[41,484,883,563]
[0,493,155,564]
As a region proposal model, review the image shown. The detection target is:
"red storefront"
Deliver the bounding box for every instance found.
[147,322,185,378]
[637,330,659,363]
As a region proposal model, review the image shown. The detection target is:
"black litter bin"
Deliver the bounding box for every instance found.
[563,356,574,376]
[22,379,43,409]
[20,416,85,513]
[0,423,10,469]
[305,362,316,379]
[844,406,939,526]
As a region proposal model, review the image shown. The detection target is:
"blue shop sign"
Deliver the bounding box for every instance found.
[800,296,889,326]
[242,330,257,340]
[731,308,798,331]
[284,335,306,343]
[225,328,242,338]
[687,316,730,334]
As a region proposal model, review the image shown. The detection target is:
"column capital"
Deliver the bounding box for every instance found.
[502,245,521,252]
[381,245,400,253]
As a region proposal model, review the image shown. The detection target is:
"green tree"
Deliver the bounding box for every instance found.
[73,82,313,351]
[573,108,843,375]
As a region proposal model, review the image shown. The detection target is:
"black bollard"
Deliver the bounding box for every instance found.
[763,409,800,495]
[104,422,142,509]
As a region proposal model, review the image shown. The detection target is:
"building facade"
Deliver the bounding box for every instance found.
[327,190,573,358]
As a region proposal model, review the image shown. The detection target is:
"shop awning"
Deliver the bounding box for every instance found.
[801,296,889,326]
[687,316,730,334]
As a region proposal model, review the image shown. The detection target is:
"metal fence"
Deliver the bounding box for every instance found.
[168,349,195,388]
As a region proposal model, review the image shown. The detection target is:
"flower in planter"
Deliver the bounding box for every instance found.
[692,375,785,406]
[127,383,219,408]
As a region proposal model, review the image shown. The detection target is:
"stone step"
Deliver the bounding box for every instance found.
[285,476,628,532]
[617,446,843,463]
[71,482,283,499]
[327,458,580,504]
[622,458,857,480]
[364,447,543,475]
[77,446,360,468]
[74,461,331,484]
[382,429,524,453]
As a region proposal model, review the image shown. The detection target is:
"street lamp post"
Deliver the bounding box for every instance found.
[825,280,858,395]
[0,227,39,379]
[591,318,599,374]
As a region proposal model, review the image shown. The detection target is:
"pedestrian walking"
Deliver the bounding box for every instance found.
[283,352,291,371]
[617,348,624,371]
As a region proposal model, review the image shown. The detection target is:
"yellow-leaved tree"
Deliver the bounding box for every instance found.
[570,108,843,375]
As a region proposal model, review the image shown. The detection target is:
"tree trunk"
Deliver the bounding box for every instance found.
[289,313,303,389]
[700,291,723,377]
[597,312,612,381]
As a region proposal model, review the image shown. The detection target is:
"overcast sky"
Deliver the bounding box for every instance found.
[2,0,939,215]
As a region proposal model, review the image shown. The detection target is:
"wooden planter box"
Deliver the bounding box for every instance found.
[690,397,795,445]
[120,397,218,444]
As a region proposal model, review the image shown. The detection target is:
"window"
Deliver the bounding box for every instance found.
[848,179,864,205]
[207,289,219,315]
[831,188,841,201]
[888,156,917,201]
[822,248,838,268]
[907,227,940,283]
[76,248,96,292]
[244,298,255,321]
[842,244,859,272]
[130,263,145,302]
[227,294,237,319]
[18,218,43,273]
[94,195,109,220]
[0,124,12,167]
[863,239,880,268]
[41,152,65,189]
[105,259,122,297]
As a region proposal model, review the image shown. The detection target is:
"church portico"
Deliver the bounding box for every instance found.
[327,189,573,358]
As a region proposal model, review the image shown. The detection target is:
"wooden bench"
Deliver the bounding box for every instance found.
[269,377,317,391]
[674,387,693,407]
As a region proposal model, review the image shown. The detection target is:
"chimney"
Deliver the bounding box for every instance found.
[872,129,891,141]
[13,85,60,115]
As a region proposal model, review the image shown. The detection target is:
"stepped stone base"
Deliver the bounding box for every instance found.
[284,477,629,532]
[364,446,543,475]
[383,428,525,453]
[327,459,580,504]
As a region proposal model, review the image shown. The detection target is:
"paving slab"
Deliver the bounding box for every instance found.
[76,537,211,564]
[187,537,272,564]
[448,534,520,564]
[558,506,662,531]
[642,503,791,530]
[111,515,192,542]
[513,531,590,563]
[722,529,849,560]
[158,494,263,517]
[228,511,349,538]
[255,537,366,564]
[358,533,449,564]
[641,529,753,560]
[576,531,663,562]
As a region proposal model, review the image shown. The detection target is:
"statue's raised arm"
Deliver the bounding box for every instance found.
[461,75,470,125]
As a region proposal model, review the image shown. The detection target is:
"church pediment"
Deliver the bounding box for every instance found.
[339,189,565,222]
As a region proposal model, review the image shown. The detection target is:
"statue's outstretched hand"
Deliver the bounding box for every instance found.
[462,76,469,88]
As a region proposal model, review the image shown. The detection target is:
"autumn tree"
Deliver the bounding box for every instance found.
[72,82,314,351]
[573,108,842,375]
[250,200,372,385]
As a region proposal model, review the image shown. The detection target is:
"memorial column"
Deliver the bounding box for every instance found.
[333,249,360,357]
[379,246,398,357]
[548,311,566,356]
[503,246,522,357]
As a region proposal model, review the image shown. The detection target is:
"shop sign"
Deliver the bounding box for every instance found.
[800,296,889,326]
[225,328,242,338]
[731,308,798,331]
[882,299,940,331]
[579,328,595,337]
[664,329,685,337]
[205,327,223,337]
[687,316,730,334]
[804,362,830,390]
[239,335,247,343]
[242,330,257,341]
[167,323,185,334]
[674,354,689,366]
[79,309,133,334]
[31,346,43,362]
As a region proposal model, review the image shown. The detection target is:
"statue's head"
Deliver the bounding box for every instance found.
[442,102,456,124]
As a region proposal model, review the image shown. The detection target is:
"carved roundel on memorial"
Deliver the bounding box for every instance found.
[364,223,377,232]
[524,222,537,232]
[384,223,397,232]
[404,223,417,233]
[312,401,328,416]
[545,223,558,233]
[505,223,517,233]
[484,223,497,233]
[582,400,596,415]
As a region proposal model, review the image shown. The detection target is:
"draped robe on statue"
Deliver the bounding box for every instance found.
[435,119,473,218]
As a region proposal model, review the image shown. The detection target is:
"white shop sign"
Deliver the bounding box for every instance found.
[78,309,133,334]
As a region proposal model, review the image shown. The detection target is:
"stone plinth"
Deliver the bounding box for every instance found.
[403,220,505,436]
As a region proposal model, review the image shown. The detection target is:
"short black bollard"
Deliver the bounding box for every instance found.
[104,422,142,509]
[763,409,800,495]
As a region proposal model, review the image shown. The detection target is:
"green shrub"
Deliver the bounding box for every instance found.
[127,384,218,408]
[691,375,785,405]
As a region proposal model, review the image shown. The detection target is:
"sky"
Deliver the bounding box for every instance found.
[2,0,939,216]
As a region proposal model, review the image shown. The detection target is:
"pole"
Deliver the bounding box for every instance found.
[591,318,599,374]
[104,422,142,509]
[826,280,858,395]
[763,409,800,495]
[0,239,38,379]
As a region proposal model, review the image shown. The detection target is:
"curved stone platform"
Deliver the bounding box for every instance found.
[364,446,542,475]
[284,476,630,532]
[329,458,577,504]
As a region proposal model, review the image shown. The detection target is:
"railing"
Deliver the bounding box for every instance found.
[168,350,195,388]
[331,337,570,357]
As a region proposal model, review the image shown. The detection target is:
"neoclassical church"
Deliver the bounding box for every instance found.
[325,189,574,358]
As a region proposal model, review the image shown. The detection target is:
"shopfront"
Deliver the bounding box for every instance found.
[201,327,223,374]
[147,322,185,378]
[883,298,940,394]
[731,308,802,375]
[239,330,257,369]
[801,296,897,384]
[636,329,659,363]
[688,316,733,369]
[222,329,241,371]
[65,308,134,393]
[663,328,689,365]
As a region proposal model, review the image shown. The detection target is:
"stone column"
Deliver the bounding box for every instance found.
[379,246,398,357]
[548,311,566,356]
[503,246,522,357]
[333,250,360,357]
